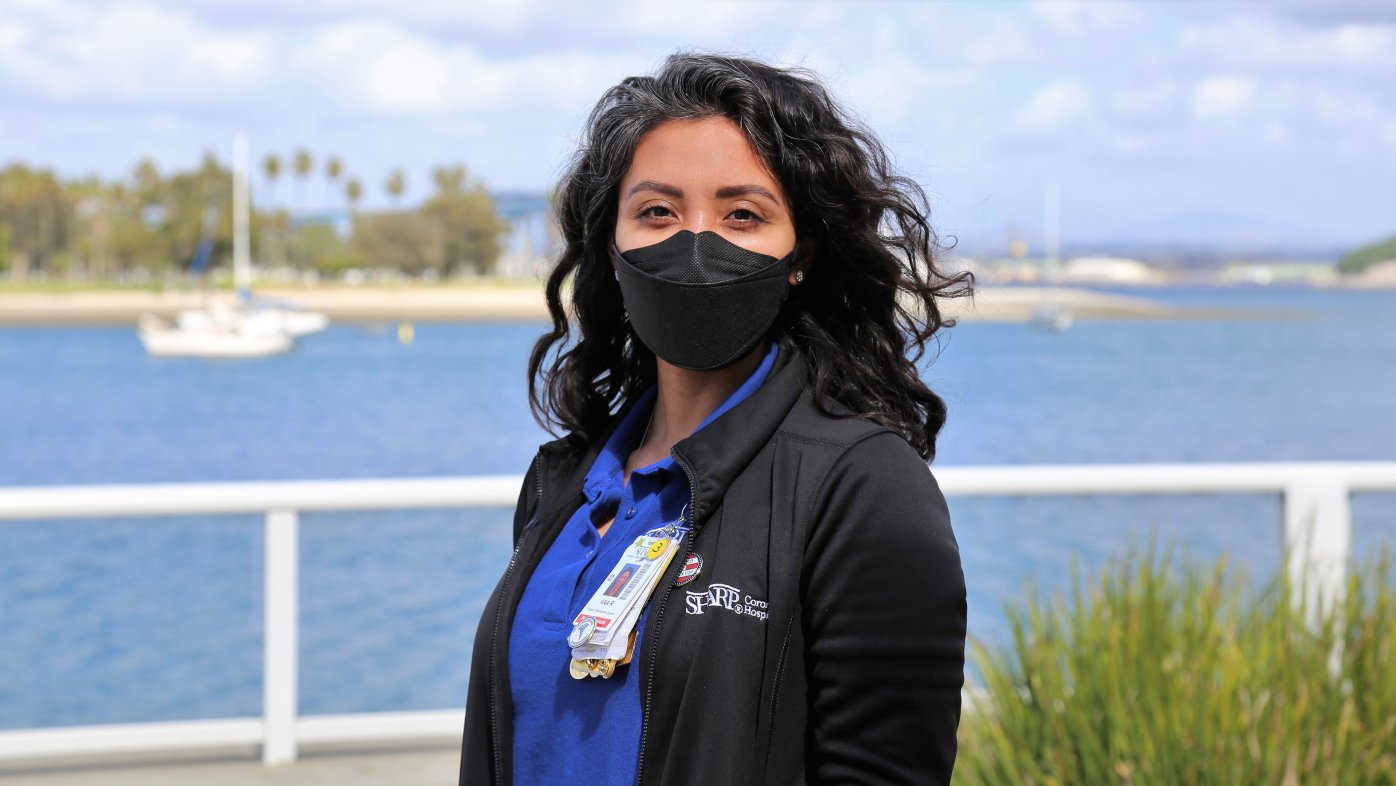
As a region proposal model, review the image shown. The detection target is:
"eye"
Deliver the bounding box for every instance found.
[728,208,764,224]
[637,204,675,220]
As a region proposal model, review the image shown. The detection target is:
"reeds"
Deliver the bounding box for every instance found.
[958,540,1396,785]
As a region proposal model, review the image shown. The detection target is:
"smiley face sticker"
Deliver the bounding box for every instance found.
[646,538,669,560]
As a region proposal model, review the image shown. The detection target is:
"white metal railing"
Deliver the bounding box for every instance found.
[0,476,521,768]
[0,462,1394,768]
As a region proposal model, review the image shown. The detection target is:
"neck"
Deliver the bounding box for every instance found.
[640,342,767,458]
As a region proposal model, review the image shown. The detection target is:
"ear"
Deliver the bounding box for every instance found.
[789,238,815,285]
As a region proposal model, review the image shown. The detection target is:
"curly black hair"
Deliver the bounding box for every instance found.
[527,51,973,462]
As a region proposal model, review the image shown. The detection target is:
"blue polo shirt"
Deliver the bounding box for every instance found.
[508,339,779,786]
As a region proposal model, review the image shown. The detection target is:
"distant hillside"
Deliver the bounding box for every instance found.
[1338,234,1396,275]
[949,205,1351,267]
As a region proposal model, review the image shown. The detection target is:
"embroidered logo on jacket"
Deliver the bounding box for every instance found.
[684,582,769,621]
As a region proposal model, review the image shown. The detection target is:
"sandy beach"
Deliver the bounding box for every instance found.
[0,284,1273,327]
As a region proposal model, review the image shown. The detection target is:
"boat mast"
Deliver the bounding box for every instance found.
[232,133,252,298]
[1044,180,1061,287]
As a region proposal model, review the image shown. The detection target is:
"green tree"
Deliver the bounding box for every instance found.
[158,151,235,277]
[262,153,282,206]
[324,155,343,210]
[351,210,438,275]
[292,148,313,210]
[423,164,506,275]
[106,177,160,277]
[287,222,354,276]
[385,168,406,206]
[133,158,160,196]
[258,154,287,270]
[1338,234,1396,275]
[0,164,72,281]
[258,210,291,270]
[0,152,510,284]
[345,177,363,214]
[63,176,116,280]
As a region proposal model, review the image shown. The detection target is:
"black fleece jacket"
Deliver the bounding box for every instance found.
[459,342,966,785]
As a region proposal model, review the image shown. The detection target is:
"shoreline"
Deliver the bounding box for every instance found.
[0,284,1301,327]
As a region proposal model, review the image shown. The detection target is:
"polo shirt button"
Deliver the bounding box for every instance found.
[625,507,636,518]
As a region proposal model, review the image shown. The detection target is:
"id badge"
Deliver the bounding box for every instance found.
[565,513,687,677]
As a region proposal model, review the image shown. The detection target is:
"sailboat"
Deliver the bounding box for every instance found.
[138,134,326,357]
[173,291,329,339]
[138,309,292,357]
[1030,181,1072,333]
[1029,301,1073,333]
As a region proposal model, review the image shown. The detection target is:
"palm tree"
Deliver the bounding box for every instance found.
[262,153,282,207]
[324,155,343,211]
[133,158,160,196]
[292,148,313,210]
[385,168,406,207]
[131,158,162,240]
[432,164,467,196]
[345,177,363,214]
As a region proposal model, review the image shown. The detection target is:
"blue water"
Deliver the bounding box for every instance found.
[1,286,1394,728]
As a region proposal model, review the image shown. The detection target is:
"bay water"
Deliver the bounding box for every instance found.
[1,286,1393,729]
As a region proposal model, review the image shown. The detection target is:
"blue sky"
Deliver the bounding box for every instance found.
[2,0,1393,254]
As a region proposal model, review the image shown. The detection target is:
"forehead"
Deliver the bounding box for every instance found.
[621,116,784,199]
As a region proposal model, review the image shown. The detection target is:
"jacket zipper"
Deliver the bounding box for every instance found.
[765,616,797,772]
[636,447,700,786]
[489,452,544,786]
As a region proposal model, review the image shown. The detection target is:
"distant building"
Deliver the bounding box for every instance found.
[1220,261,1338,286]
[493,192,558,280]
[1062,256,1159,285]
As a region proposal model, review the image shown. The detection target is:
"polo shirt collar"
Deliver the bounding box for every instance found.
[581,339,780,503]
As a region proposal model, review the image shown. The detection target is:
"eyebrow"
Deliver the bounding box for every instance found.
[625,180,783,205]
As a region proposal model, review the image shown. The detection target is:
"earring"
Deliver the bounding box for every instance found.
[794,270,805,284]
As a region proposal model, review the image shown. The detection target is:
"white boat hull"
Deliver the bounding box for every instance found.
[276,309,329,336]
[177,305,329,337]
[1030,304,1073,333]
[138,315,293,358]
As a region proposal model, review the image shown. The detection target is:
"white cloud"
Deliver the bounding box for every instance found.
[0,0,274,101]
[838,59,981,121]
[616,0,784,39]
[0,0,779,117]
[960,23,1036,66]
[1110,79,1178,120]
[1327,24,1396,66]
[282,20,643,116]
[1018,81,1092,129]
[1311,91,1384,126]
[1181,18,1396,70]
[1309,92,1396,148]
[183,0,548,36]
[1029,0,1143,37]
[1192,76,1255,120]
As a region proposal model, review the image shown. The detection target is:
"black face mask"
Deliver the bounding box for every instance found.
[610,230,794,370]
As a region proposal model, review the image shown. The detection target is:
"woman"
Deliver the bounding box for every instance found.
[460,52,971,786]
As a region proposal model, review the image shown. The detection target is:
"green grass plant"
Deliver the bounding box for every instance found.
[958,541,1396,785]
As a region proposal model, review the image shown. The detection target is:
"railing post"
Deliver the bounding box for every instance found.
[263,508,299,765]
[1282,473,1352,629]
